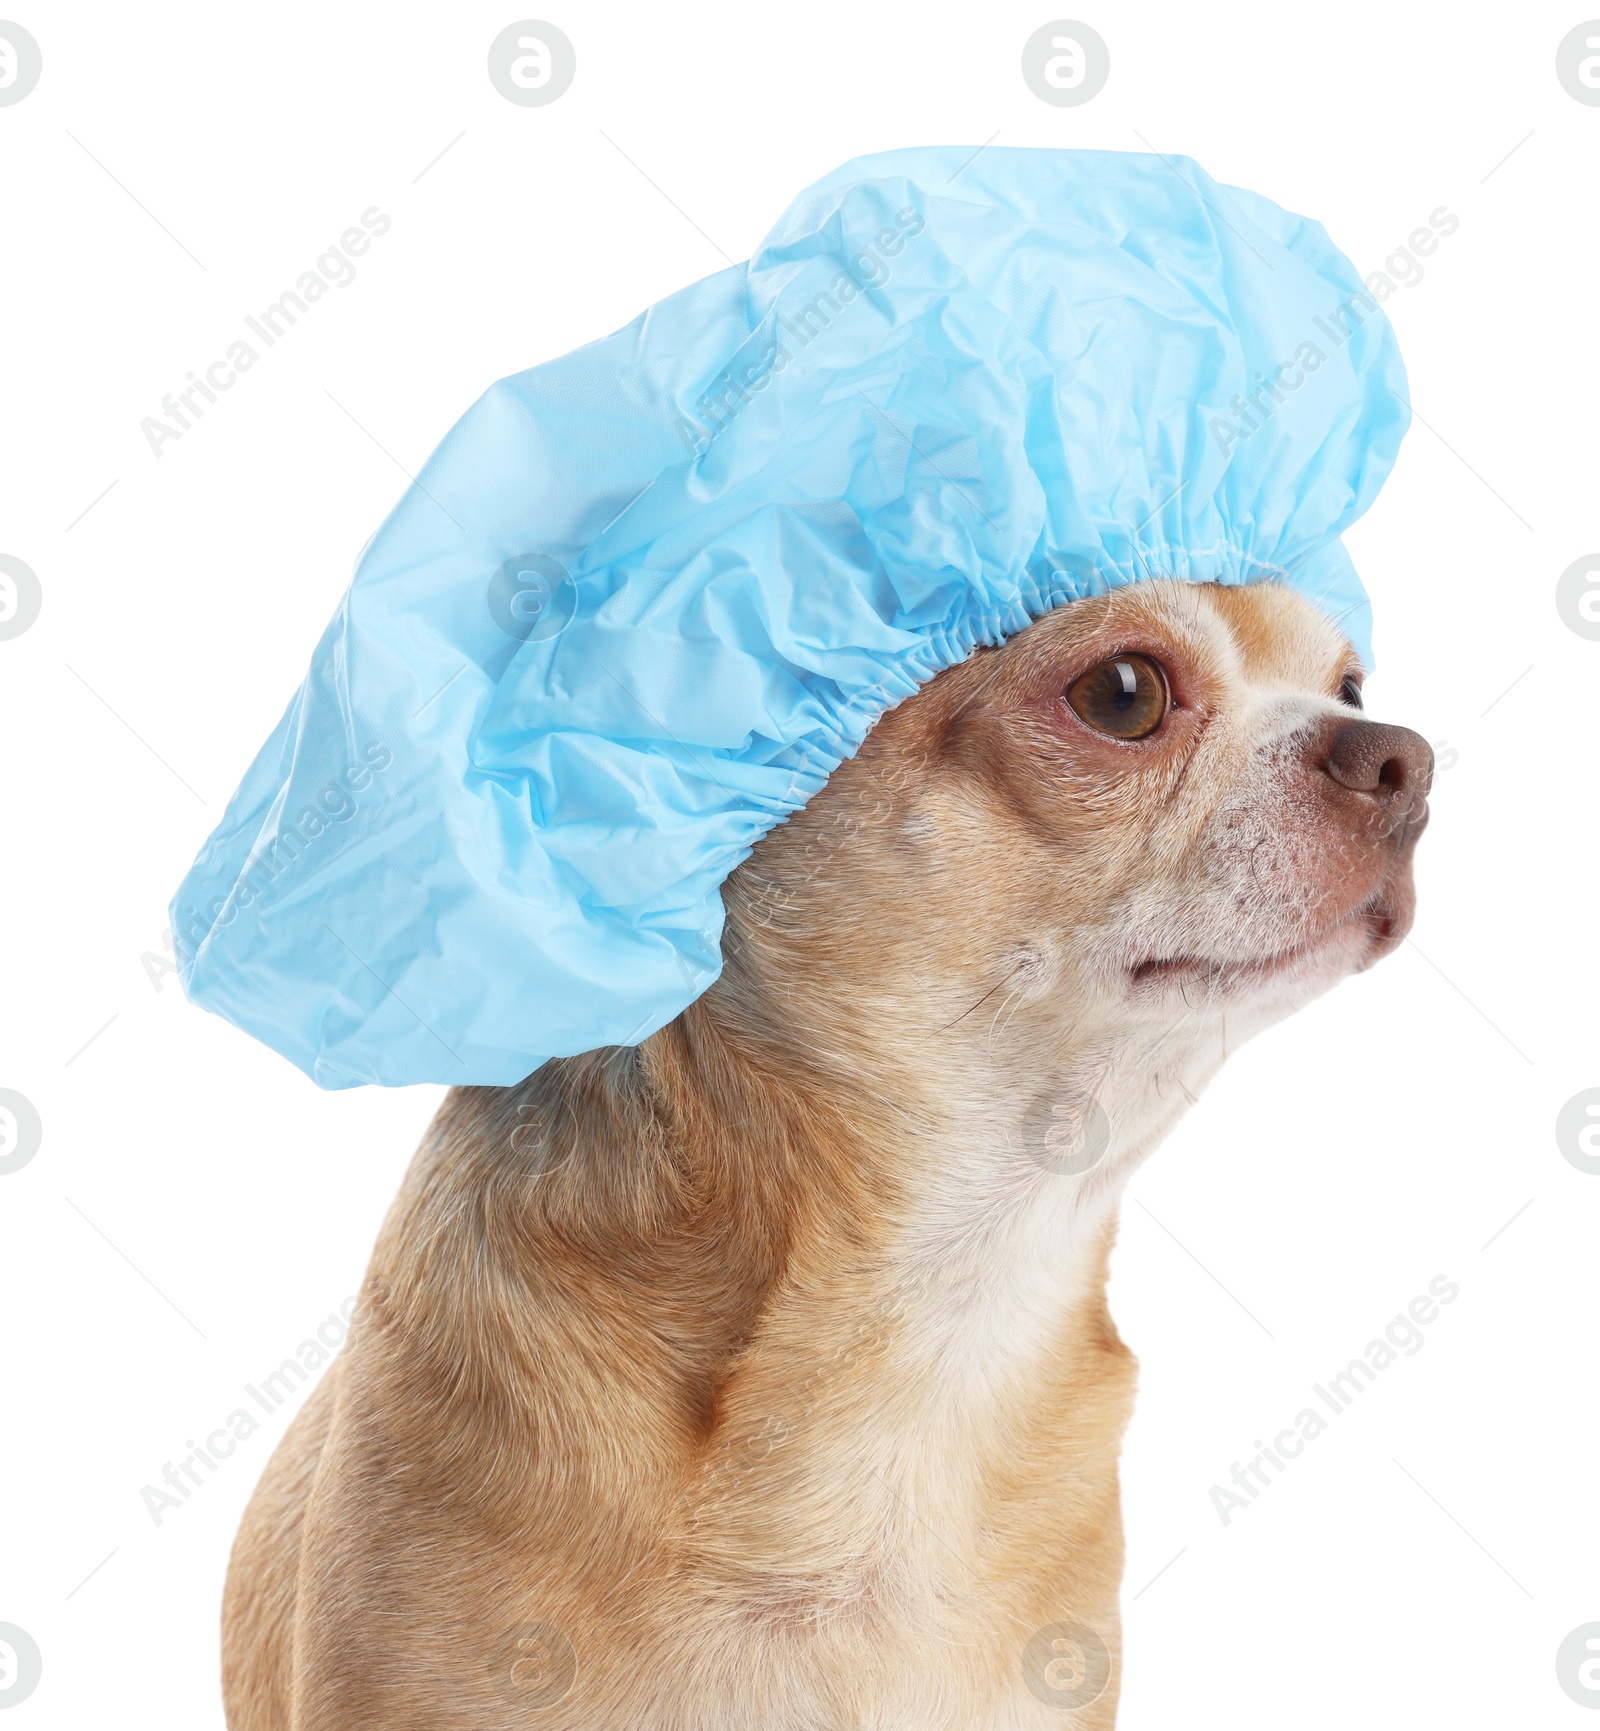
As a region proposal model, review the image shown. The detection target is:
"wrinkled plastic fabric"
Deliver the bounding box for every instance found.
[172,146,1410,1089]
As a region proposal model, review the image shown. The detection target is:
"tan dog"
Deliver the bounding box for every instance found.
[222,577,1430,1729]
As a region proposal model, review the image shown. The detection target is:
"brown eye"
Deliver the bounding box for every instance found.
[1065,654,1169,739]
[1338,675,1364,710]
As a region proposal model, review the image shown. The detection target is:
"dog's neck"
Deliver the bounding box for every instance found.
[667,936,1229,1450]
[378,923,1229,1641]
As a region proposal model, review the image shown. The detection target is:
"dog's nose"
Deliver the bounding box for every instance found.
[1322,720,1433,802]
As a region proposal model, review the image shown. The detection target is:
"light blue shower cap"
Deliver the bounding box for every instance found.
[172,146,1409,1089]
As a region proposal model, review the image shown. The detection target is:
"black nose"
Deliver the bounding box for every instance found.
[1323,720,1434,801]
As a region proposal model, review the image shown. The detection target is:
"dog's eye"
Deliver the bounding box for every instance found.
[1065,654,1169,739]
[1339,675,1364,710]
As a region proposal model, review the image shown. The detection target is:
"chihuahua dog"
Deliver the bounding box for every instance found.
[222,577,1429,1729]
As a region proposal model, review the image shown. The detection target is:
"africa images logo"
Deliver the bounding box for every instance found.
[1208,1275,1459,1524]
[673,207,927,457]
[171,743,393,956]
[1208,207,1458,457]
[140,208,392,457]
[140,1298,359,1525]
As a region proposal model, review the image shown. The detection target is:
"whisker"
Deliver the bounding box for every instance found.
[939,959,1025,1033]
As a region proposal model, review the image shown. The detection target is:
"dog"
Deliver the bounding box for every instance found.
[221,575,1430,1729]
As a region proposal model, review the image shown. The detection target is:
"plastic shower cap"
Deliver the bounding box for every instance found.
[172,146,1409,1089]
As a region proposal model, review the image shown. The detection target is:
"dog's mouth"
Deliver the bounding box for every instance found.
[1128,895,1408,999]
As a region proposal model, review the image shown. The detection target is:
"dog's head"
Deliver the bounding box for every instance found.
[713,579,1429,1174]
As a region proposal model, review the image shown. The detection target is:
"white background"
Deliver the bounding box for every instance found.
[2,1,1595,1725]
